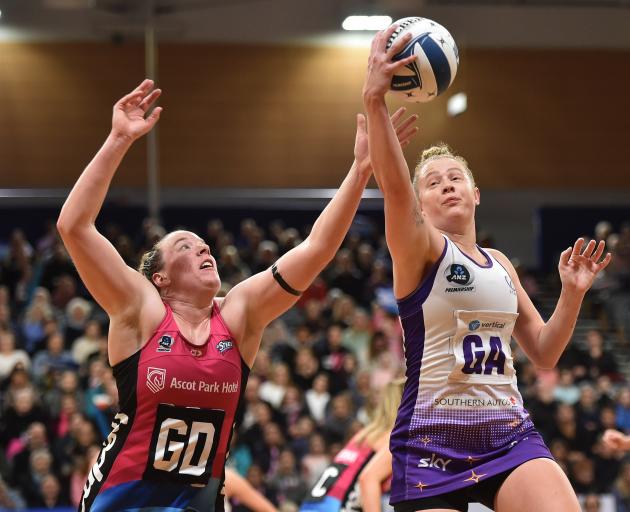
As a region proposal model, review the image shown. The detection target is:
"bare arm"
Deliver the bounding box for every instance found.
[224,111,418,367]
[224,468,278,512]
[57,81,164,351]
[358,439,392,512]
[490,239,611,369]
[362,26,443,298]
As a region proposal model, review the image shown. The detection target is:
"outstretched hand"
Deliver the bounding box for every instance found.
[354,106,419,170]
[362,24,416,101]
[111,79,162,142]
[558,238,612,295]
[603,429,630,452]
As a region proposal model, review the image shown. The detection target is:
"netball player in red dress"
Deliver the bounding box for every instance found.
[57,76,417,512]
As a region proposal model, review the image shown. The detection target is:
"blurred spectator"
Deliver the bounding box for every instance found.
[20,288,54,354]
[305,373,330,424]
[32,332,76,384]
[64,297,93,345]
[301,433,330,488]
[313,323,351,395]
[322,393,354,444]
[259,363,292,409]
[267,449,308,507]
[615,461,630,512]
[617,388,630,433]
[72,319,103,365]
[326,249,363,303]
[553,369,580,405]
[0,329,30,381]
[342,308,371,367]
[0,387,48,451]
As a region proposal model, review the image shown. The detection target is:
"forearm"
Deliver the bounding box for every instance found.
[363,94,412,196]
[359,477,382,512]
[58,133,132,231]
[535,288,585,368]
[306,160,370,259]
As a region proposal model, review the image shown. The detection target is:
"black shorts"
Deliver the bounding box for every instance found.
[393,468,513,512]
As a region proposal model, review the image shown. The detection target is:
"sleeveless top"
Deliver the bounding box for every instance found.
[390,236,551,503]
[300,436,376,512]
[81,301,249,512]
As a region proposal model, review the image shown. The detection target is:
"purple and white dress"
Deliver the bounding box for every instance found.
[389,235,552,504]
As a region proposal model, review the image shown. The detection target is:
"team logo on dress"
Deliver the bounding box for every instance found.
[157,335,174,352]
[190,348,203,357]
[445,264,473,285]
[505,276,517,295]
[216,339,233,354]
[469,320,480,331]
[444,263,475,293]
[147,367,166,393]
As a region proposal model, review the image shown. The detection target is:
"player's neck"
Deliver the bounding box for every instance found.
[166,295,214,324]
[441,223,477,252]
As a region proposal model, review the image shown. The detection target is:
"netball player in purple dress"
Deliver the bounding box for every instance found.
[361,24,612,512]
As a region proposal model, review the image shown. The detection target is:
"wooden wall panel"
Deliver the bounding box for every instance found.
[0,42,628,189]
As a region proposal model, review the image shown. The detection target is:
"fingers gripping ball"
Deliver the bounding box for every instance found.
[387,17,459,103]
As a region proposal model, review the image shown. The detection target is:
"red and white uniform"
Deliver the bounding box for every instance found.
[81,301,248,512]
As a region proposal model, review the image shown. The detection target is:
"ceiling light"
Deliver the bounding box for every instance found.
[447,92,467,117]
[342,16,392,31]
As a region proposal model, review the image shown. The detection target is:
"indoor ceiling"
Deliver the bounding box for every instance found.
[0,0,629,48]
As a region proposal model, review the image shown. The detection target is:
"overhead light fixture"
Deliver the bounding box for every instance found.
[447,92,467,117]
[342,15,392,31]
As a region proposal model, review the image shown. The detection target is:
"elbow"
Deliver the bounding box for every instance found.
[532,354,560,371]
[304,237,337,266]
[56,215,72,238]
[56,213,90,239]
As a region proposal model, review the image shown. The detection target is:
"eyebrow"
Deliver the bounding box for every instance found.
[423,167,465,179]
[173,237,190,247]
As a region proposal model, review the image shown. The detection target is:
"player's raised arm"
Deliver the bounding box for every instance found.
[57,80,164,323]
[362,26,443,298]
[223,109,418,367]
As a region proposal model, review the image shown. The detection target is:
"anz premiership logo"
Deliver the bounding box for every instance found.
[444,263,475,293]
[147,367,166,394]
[157,335,174,352]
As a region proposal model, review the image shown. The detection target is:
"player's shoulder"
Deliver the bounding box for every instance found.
[485,248,515,273]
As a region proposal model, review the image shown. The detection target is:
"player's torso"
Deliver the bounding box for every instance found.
[393,236,533,454]
[81,302,249,512]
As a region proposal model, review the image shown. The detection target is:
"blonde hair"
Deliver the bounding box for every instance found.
[357,378,405,445]
[412,143,475,193]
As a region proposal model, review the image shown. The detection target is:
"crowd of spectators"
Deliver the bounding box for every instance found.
[0,214,629,511]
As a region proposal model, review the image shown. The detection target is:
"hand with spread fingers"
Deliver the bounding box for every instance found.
[362,24,416,101]
[558,238,612,295]
[353,106,419,172]
[111,79,163,142]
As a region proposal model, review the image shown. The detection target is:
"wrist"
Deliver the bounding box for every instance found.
[559,285,585,303]
[352,159,372,178]
[107,130,135,148]
[362,89,387,109]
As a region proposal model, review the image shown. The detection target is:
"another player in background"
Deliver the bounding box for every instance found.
[59,77,418,512]
[299,379,404,512]
[362,24,612,512]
